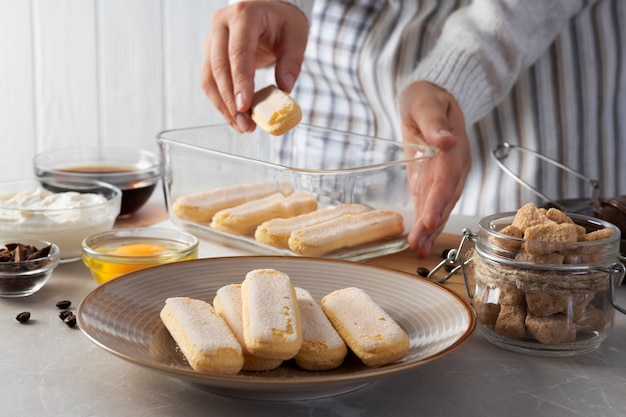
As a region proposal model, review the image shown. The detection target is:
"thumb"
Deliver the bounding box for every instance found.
[412,102,457,151]
[401,81,459,151]
[274,55,302,93]
[274,9,308,93]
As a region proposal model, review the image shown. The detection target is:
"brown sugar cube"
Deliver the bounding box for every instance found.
[499,284,525,305]
[575,304,606,332]
[524,222,579,255]
[578,227,613,242]
[515,248,565,265]
[574,224,587,236]
[474,298,501,326]
[495,304,527,338]
[566,247,604,265]
[511,203,550,230]
[561,249,584,264]
[546,208,586,235]
[473,285,501,326]
[571,228,614,264]
[526,291,569,317]
[525,313,576,344]
[571,292,596,322]
[545,207,571,224]
[489,225,524,253]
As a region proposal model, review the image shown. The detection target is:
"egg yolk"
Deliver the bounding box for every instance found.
[110,242,167,256]
[88,242,173,284]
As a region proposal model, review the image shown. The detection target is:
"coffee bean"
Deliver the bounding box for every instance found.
[63,313,77,328]
[416,266,430,277]
[55,300,72,309]
[16,311,31,323]
[444,264,456,273]
[59,310,73,320]
[442,248,452,259]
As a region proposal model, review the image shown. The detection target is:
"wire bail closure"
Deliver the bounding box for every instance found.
[426,228,477,298]
[492,142,601,211]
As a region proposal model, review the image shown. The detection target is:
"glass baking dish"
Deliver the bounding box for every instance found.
[157,124,433,260]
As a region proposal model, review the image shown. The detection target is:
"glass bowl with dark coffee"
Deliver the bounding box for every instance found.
[34,147,160,218]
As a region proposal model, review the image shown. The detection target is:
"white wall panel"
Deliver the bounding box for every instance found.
[97,0,164,153]
[163,0,224,130]
[0,0,228,180]
[0,0,35,180]
[32,0,99,152]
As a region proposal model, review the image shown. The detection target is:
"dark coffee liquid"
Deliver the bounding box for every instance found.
[62,165,134,174]
[60,165,157,216]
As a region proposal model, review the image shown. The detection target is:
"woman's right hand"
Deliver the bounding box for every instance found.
[201,1,309,133]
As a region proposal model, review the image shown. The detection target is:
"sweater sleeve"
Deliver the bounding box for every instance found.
[404,0,588,124]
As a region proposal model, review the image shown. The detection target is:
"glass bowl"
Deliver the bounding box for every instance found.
[82,227,199,284]
[157,124,434,261]
[33,147,160,217]
[0,178,121,262]
[0,239,60,297]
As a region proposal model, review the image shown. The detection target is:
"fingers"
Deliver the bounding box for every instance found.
[201,2,308,132]
[408,166,466,256]
[273,20,308,93]
[203,6,259,132]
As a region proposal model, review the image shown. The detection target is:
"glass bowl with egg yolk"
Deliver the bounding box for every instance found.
[82,228,198,284]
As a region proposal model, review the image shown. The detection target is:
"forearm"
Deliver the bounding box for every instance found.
[406,0,588,124]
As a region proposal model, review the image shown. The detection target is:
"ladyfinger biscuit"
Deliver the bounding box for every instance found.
[172,181,290,223]
[288,210,404,256]
[160,297,244,375]
[213,284,283,371]
[255,204,371,248]
[241,269,302,360]
[211,191,317,235]
[251,85,302,135]
[321,287,410,367]
[294,287,347,371]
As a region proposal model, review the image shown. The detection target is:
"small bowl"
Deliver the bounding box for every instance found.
[0,178,121,262]
[82,228,199,284]
[0,239,60,297]
[34,147,160,217]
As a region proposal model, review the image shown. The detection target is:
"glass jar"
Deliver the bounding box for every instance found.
[465,212,625,356]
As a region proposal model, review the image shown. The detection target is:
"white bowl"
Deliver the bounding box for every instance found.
[0,178,121,261]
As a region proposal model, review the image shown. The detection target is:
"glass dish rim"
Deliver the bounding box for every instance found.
[34,146,161,180]
[156,123,435,173]
[81,227,199,263]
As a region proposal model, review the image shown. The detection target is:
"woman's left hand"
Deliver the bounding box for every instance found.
[399,81,471,257]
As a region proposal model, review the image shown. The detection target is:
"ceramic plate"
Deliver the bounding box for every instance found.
[77,257,475,400]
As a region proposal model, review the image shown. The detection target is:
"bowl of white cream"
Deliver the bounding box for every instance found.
[0,178,121,262]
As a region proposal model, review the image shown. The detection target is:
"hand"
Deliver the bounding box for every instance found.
[399,81,471,257]
[201,1,309,133]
